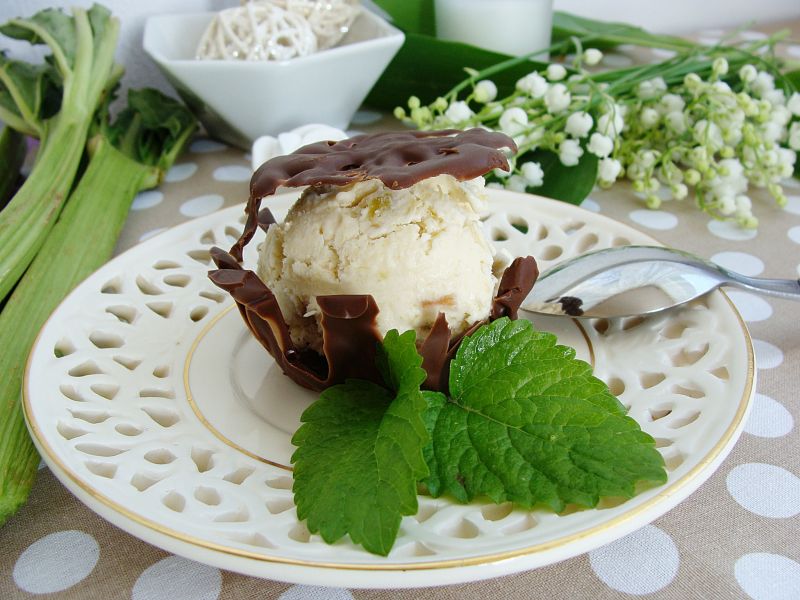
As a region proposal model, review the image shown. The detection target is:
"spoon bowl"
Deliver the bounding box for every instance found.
[522,245,800,319]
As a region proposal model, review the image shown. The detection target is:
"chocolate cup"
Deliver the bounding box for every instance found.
[209,239,538,393]
[207,129,537,393]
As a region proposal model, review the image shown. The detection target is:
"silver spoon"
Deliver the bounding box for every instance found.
[522,245,800,319]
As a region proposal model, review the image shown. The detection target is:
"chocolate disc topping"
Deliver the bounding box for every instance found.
[233,128,517,261]
[209,129,537,394]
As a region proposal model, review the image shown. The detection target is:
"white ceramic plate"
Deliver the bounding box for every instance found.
[24,190,754,588]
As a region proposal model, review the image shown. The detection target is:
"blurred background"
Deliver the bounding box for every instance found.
[2,0,800,97]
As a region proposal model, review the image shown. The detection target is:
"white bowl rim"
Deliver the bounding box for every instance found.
[143,8,405,69]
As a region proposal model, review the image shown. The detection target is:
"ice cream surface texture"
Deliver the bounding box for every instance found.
[257,174,498,352]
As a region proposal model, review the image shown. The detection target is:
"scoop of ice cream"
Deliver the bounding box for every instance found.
[257,174,498,352]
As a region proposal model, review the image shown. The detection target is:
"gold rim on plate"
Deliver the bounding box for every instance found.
[21,192,755,573]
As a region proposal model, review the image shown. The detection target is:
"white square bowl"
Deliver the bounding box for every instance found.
[143,10,404,148]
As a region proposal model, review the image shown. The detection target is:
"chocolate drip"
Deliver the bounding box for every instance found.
[317,296,382,384]
[232,129,517,261]
[419,313,451,391]
[558,296,584,317]
[491,256,539,320]
[257,207,277,232]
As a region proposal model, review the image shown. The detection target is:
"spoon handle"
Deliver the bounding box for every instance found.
[726,273,800,300]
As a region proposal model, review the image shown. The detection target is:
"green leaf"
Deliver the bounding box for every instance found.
[551,11,695,52]
[291,330,430,556]
[777,69,800,95]
[524,149,599,205]
[419,390,447,497]
[370,0,435,36]
[100,88,196,178]
[0,8,77,67]
[366,33,547,111]
[425,318,666,512]
[0,54,60,128]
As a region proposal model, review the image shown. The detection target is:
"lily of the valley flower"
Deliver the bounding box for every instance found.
[544,83,571,113]
[499,107,529,136]
[397,43,798,228]
[474,80,498,103]
[521,161,544,186]
[565,112,593,138]
[587,133,613,157]
[559,139,584,166]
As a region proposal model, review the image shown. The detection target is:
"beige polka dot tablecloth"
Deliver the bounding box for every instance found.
[3,19,800,600]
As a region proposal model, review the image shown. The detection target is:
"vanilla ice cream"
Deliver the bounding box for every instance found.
[257,174,500,352]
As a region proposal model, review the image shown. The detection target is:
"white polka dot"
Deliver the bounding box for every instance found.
[739,30,768,41]
[13,531,99,593]
[736,553,800,600]
[180,194,224,218]
[350,109,382,125]
[589,525,679,595]
[787,45,800,59]
[726,463,800,518]
[707,219,758,241]
[785,195,800,215]
[581,198,600,212]
[132,556,221,600]
[279,585,355,600]
[710,251,764,276]
[190,139,227,153]
[788,226,800,244]
[139,228,167,242]
[131,190,164,211]
[698,37,721,46]
[745,393,793,438]
[212,165,251,182]
[165,163,198,183]
[628,209,678,230]
[726,291,772,322]
[753,339,784,369]
[602,53,634,67]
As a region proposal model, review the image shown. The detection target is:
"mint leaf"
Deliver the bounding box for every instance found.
[427,318,666,512]
[291,330,429,556]
[419,390,447,497]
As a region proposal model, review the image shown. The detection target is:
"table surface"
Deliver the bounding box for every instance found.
[2,19,800,600]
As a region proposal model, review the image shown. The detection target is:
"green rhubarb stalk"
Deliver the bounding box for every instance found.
[0,126,25,208]
[0,4,120,301]
[0,88,196,525]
